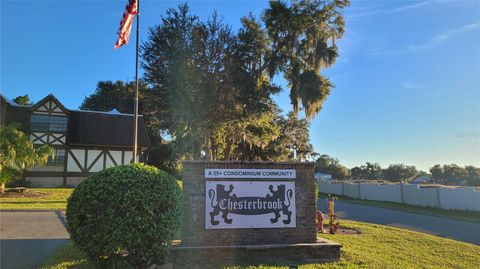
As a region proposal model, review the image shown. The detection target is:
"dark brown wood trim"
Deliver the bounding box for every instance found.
[106,151,118,166]
[31,130,68,135]
[86,150,104,172]
[31,133,46,143]
[68,143,148,149]
[65,172,93,177]
[103,151,107,169]
[121,151,125,165]
[25,171,65,177]
[29,95,70,115]
[26,171,97,178]
[31,133,47,143]
[68,150,85,172]
[63,147,68,187]
[84,150,88,173]
[50,134,66,145]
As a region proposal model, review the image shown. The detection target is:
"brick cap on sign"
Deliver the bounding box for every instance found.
[181,160,315,166]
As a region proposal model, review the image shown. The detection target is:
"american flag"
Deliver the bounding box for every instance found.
[114,0,138,49]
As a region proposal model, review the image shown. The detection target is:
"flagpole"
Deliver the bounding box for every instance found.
[133,0,140,163]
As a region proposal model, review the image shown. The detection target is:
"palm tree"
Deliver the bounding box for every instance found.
[263,0,349,119]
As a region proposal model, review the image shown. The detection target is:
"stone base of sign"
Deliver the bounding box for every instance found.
[170,238,341,265]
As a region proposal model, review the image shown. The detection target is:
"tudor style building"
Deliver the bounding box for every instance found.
[0,94,150,187]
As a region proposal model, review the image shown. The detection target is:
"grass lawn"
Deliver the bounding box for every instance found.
[0,188,73,210]
[40,220,480,269]
[318,193,480,223]
[0,180,183,211]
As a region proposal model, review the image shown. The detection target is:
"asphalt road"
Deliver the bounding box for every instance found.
[318,200,480,245]
[0,211,69,269]
[1,203,479,268]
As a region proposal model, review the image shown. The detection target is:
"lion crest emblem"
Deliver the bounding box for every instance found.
[207,183,294,226]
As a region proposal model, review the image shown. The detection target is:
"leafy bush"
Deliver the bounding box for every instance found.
[0,123,53,193]
[66,163,182,268]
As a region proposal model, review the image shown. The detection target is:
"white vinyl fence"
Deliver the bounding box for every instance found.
[318,180,480,212]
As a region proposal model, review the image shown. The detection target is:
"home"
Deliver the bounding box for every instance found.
[410,175,433,184]
[0,94,150,187]
[314,172,333,181]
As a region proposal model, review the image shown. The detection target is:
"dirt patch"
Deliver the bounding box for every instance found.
[319,225,361,235]
[0,189,48,198]
[334,226,361,235]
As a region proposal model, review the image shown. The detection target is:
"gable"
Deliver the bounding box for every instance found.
[30,94,69,115]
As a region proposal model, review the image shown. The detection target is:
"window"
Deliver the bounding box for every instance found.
[50,116,68,132]
[31,114,67,132]
[48,149,65,165]
[31,114,50,131]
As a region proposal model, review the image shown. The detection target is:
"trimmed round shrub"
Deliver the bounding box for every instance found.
[66,163,182,268]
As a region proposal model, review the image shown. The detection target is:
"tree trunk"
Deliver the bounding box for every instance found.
[210,135,216,161]
[0,183,5,194]
[225,138,234,161]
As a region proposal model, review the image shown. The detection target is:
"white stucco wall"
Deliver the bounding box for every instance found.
[439,187,480,211]
[343,183,360,198]
[317,181,343,195]
[67,149,85,172]
[105,154,115,169]
[318,181,480,212]
[360,183,402,203]
[110,150,123,165]
[87,150,103,172]
[396,184,439,207]
[123,151,133,164]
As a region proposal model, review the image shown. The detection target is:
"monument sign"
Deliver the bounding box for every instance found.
[174,161,341,264]
[205,180,296,229]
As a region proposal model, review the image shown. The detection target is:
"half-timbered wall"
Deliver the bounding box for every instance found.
[30,132,66,145]
[32,100,66,115]
[25,98,69,187]
[29,99,68,147]
[17,95,149,187]
[66,148,134,173]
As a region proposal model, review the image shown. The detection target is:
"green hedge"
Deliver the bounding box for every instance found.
[66,163,182,268]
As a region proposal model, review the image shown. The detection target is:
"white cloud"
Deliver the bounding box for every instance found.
[390,1,429,13]
[408,22,480,51]
[349,1,429,18]
[371,22,480,56]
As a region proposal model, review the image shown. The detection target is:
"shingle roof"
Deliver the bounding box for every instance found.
[1,95,31,132]
[67,110,150,147]
[1,94,151,148]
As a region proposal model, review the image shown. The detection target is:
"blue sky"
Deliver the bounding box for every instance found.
[1,0,479,171]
